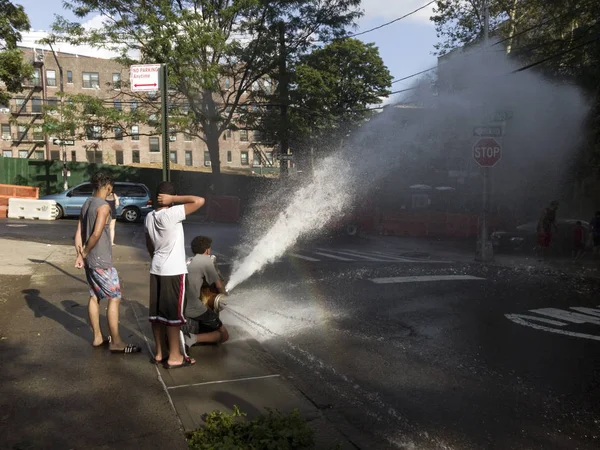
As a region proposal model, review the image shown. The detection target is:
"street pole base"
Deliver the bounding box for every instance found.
[475,242,495,262]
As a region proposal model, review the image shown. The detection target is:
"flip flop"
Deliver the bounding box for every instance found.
[110,344,142,354]
[150,356,168,364]
[163,356,195,369]
[92,336,111,348]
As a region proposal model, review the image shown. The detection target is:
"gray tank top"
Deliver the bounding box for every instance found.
[81,196,113,269]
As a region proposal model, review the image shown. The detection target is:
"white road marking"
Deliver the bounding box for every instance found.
[316,248,390,262]
[167,374,281,390]
[314,251,353,261]
[370,275,485,284]
[288,253,320,262]
[529,308,600,326]
[505,313,600,342]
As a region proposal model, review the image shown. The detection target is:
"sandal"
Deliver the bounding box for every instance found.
[163,356,195,369]
[110,344,142,354]
[93,336,111,348]
[150,356,168,364]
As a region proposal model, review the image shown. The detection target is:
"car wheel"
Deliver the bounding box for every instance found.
[122,207,140,223]
[346,224,358,236]
[55,204,64,219]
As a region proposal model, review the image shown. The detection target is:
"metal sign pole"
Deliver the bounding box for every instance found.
[160,64,170,182]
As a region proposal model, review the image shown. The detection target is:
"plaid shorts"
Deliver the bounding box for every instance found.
[85,266,121,301]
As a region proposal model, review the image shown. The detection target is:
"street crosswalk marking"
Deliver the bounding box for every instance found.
[288,252,321,262]
[286,248,451,264]
[314,251,353,261]
[370,275,485,284]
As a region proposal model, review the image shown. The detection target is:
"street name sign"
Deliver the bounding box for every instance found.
[473,126,502,137]
[473,137,502,167]
[130,64,161,92]
[53,138,75,146]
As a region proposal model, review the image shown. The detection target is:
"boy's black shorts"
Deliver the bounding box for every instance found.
[182,308,223,334]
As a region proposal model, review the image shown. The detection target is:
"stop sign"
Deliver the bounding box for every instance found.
[473,137,502,167]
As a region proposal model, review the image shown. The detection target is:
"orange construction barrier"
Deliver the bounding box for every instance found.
[0,184,39,219]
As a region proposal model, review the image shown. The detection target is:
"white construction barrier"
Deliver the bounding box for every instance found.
[8,198,58,221]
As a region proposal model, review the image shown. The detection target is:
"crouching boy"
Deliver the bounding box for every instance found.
[181,236,229,351]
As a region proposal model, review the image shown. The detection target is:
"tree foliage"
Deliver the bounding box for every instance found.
[0,0,33,105]
[50,0,362,188]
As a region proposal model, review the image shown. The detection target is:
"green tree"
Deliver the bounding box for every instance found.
[250,38,392,163]
[50,0,361,190]
[0,0,33,105]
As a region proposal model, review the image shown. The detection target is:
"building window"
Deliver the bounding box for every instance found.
[185,151,192,166]
[253,152,261,167]
[112,73,121,89]
[82,72,99,89]
[266,151,273,165]
[19,150,28,159]
[116,150,124,165]
[240,151,248,165]
[85,125,102,140]
[46,98,58,114]
[253,130,264,142]
[113,100,122,111]
[32,126,44,141]
[34,150,44,160]
[31,96,42,113]
[184,131,192,142]
[227,151,232,163]
[71,150,76,161]
[18,125,28,141]
[204,151,211,166]
[149,136,160,152]
[50,150,60,160]
[46,70,57,87]
[114,126,123,140]
[132,150,140,163]
[15,97,26,112]
[169,127,177,141]
[2,150,12,157]
[169,151,177,163]
[86,150,102,164]
[1,124,10,140]
[67,71,73,84]
[131,125,139,140]
[31,69,41,87]
[239,130,248,141]
[130,100,138,112]
[224,77,231,89]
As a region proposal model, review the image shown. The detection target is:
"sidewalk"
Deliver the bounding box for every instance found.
[0,238,353,449]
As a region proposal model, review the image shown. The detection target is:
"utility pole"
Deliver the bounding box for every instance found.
[278,21,289,178]
[48,42,67,190]
[477,0,492,262]
[160,64,170,182]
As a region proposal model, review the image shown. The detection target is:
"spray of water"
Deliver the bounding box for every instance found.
[227,43,588,291]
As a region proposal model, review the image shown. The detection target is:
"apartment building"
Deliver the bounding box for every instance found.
[0,46,278,171]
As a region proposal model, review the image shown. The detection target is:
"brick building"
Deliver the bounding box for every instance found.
[0,46,278,172]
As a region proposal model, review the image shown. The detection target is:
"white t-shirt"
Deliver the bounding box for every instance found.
[145,205,188,276]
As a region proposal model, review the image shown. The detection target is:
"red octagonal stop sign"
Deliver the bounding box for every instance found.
[473,137,502,167]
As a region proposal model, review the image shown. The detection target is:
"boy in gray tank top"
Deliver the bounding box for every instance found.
[74,172,141,354]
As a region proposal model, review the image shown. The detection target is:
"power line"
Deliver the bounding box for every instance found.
[348,1,435,38]
[391,66,436,84]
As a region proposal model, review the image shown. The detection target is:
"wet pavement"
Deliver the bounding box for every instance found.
[2,217,600,449]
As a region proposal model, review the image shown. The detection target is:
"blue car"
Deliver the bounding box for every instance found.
[42,181,153,223]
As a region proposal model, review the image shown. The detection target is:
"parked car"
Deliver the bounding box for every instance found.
[491,219,589,254]
[42,182,153,223]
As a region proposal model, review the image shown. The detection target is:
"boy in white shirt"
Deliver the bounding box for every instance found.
[144,181,204,369]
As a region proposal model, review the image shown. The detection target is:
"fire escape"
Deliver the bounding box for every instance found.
[11,49,46,158]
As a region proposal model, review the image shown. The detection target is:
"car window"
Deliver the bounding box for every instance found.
[117,185,148,197]
[71,183,93,197]
[113,184,128,196]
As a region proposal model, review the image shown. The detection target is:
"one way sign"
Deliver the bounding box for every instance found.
[130,64,161,92]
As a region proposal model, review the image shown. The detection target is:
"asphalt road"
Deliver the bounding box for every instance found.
[2,217,599,449]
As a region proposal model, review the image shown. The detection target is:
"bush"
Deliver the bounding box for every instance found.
[187,406,316,450]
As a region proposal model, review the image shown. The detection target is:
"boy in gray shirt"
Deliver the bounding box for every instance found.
[181,236,229,351]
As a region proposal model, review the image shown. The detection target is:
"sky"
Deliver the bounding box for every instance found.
[16,0,439,91]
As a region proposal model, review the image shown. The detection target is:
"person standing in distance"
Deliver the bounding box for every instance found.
[144,182,205,368]
[75,172,141,354]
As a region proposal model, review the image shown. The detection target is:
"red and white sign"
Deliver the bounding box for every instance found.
[129,64,161,92]
[473,137,502,167]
